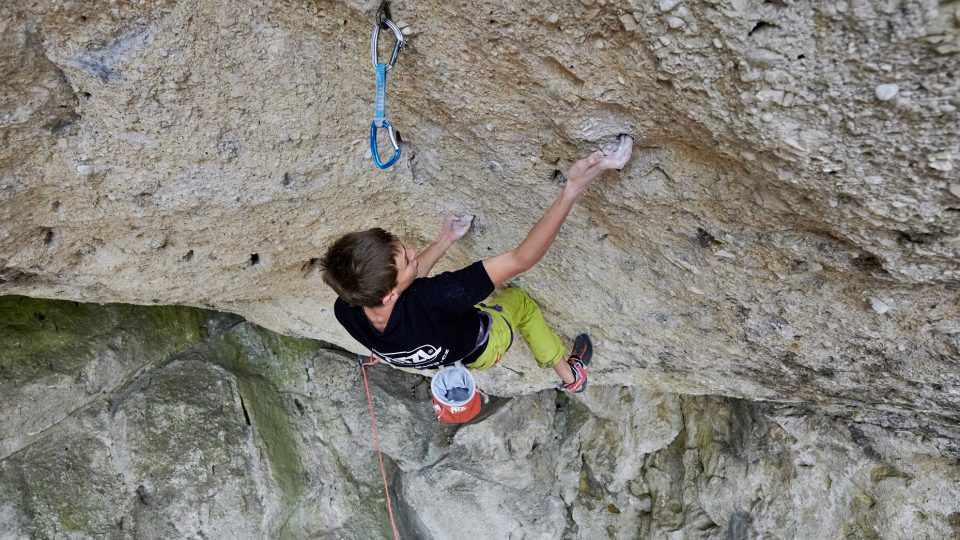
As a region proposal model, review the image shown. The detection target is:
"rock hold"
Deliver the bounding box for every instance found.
[875,83,900,101]
[659,0,682,12]
[868,297,891,315]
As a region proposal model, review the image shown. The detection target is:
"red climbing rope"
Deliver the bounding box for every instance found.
[360,354,400,540]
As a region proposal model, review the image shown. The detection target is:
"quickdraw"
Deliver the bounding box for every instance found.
[369,6,404,169]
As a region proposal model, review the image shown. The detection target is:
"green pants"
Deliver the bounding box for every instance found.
[469,287,566,370]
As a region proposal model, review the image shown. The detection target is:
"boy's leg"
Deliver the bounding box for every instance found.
[488,287,573,381]
[476,287,591,391]
[553,356,576,384]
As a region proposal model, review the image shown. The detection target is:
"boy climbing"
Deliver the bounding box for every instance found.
[320,135,633,392]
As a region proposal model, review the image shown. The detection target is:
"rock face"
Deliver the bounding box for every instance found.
[2,297,958,538]
[1,0,958,424]
[1,0,959,519]
[0,296,218,458]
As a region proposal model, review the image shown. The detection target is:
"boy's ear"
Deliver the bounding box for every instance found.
[382,290,398,306]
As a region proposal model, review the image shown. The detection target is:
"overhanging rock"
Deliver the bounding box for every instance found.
[1,2,958,430]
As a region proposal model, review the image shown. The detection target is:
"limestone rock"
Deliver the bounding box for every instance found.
[874,83,900,101]
[1,0,957,411]
[0,360,279,538]
[1,298,958,538]
[1,0,959,517]
[0,295,234,459]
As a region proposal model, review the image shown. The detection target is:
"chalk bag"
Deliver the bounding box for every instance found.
[430,362,483,424]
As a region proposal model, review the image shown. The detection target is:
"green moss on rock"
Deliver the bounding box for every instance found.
[869,463,910,483]
[0,295,213,385]
[1,435,128,537]
[196,322,327,530]
[127,361,249,482]
[201,322,319,386]
[236,376,305,506]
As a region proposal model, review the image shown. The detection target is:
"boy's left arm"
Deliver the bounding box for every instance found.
[416,214,473,277]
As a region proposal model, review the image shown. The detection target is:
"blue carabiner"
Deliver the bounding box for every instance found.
[370,119,401,168]
[370,18,404,169]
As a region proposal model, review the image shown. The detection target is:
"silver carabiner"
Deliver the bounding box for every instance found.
[370,18,404,71]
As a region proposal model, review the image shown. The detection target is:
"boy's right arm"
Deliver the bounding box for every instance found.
[483,136,633,286]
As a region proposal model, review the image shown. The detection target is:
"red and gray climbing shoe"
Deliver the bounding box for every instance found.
[558,334,592,394]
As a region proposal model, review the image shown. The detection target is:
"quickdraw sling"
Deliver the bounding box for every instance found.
[369,3,404,169]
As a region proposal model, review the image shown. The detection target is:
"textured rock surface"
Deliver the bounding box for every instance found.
[2,0,959,470]
[0,295,225,459]
[0,361,280,538]
[1,297,958,538]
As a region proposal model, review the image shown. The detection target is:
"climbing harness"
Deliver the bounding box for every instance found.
[357,353,401,540]
[477,303,515,367]
[431,362,486,424]
[369,3,405,169]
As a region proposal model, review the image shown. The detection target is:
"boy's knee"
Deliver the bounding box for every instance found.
[501,286,533,305]
[490,287,542,326]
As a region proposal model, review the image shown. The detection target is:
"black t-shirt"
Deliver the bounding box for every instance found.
[334,261,495,369]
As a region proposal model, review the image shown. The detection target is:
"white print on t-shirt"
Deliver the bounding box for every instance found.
[373,344,449,368]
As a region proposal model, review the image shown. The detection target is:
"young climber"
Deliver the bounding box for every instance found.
[320,135,633,392]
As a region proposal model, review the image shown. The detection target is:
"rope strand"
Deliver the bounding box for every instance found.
[361,357,400,540]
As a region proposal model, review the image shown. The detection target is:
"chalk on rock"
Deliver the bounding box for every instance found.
[76,164,94,176]
[875,84,899,101]
[869,297,891,315]
[659,0,681,12]
[668,17,685,29]
[934,321,960,335]
[598,134,633,159]
[485,159,504,175]
[929,153,954,172]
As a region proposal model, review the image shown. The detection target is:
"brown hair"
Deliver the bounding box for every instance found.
[320,228,399,307]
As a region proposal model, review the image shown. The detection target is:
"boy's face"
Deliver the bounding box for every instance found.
[392,240,418,294]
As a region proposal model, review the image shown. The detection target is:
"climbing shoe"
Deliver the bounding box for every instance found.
[558,334,592,394]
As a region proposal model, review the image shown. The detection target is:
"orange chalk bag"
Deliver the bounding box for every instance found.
[431,362,485,424]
